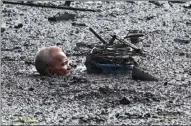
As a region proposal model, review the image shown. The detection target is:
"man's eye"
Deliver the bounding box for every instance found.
[61,61,68,66]
[61,63,66,66]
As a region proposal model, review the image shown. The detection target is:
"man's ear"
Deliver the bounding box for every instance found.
[45,67,54,76]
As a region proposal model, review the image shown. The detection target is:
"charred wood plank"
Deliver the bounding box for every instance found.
[169,1,186,3]
[109,35,116,45]
[89,27,108,45]
[2,1,97,12]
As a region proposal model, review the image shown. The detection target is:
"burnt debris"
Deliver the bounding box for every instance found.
[169,1,186,3]
[84,27,158,81]
[64,1,73,6]
[1,27,6,33]
[124,30,144,44]
[174,39,190,44]
[89,27,108,45]
[2,1,98,12]
[119,97,131,105]
[183,4,191,9]
[149,1,163,6]
[48,12,76,22]
[72,22,86,27]
[132,67,158,81]
[14,23,23,29]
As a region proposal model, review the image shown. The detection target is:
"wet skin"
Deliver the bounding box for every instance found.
[49,50,71,76]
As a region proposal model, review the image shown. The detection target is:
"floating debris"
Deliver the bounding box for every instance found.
[2,56,18,61]
[24,60,34,65]
[72,22,86,27]
[85,27,158,81]
[64,1,73,6]
[119,97,131,105]
[174,38,190,44]
[126,1,135,4]
[183,4,191,9]
[124,30,144,44]
[115,36,144,54]
[1,23,7,33]
[14,23,23,29]
[3,1,97,12]
[145,16,155,21]
[149,1,163,6]
[169,1,186,3]
[186,21,191,26]
[1,27,6,33]
[98,86,113,94]
[179,52,185,56]
[1,48,13,51]
[125,33,144,38]
[164,81,168,86]
[28,87,34,91]
[89,27,108,44]
[109,35,116,45]
[48,12,76,22]
[85,47,137,74]
[132,67,158,81]
[144,113,151,118]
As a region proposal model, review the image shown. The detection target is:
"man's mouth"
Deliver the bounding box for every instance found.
[65,70,71,76]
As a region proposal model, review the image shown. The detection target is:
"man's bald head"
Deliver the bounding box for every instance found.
[35,46,71,76]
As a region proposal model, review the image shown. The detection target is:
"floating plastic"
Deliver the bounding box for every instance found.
[96,63,134,74]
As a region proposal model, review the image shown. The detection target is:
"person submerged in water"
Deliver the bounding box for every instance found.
[35,46,71,76]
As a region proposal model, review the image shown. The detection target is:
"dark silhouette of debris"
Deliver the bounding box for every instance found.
[183,4,191,9]
[115,36,144,55]
[14,23,23,29]
[146,16,155,21]
[85,54,103,74]
[115,113,120,118]
[132,67,158,81]
[144,113,151,118]
[126,1,135,4]
[64,1,73,6]
[164,82,168,86]
[125,33,144,38]
[24,60,34,65]
[3,1,97,12]
[179,52,185,56]
[149,1,163,6]
[174,39,190,44]
[48,13,76,22]
[89,27,108,44]
[119,97,131,105]
[169,1,186,3]
[1,27,6,33]
[2,56,16,61]
[109,35,116,45]
[72,22,86,27]
[186,22,191,26]
[98,86,112,94]
[125,31,144,44]
[28,87,34,91]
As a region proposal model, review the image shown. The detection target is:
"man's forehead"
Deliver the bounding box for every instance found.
[54,50,67,60]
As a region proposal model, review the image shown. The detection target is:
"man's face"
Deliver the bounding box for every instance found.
[51,50,71,76]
